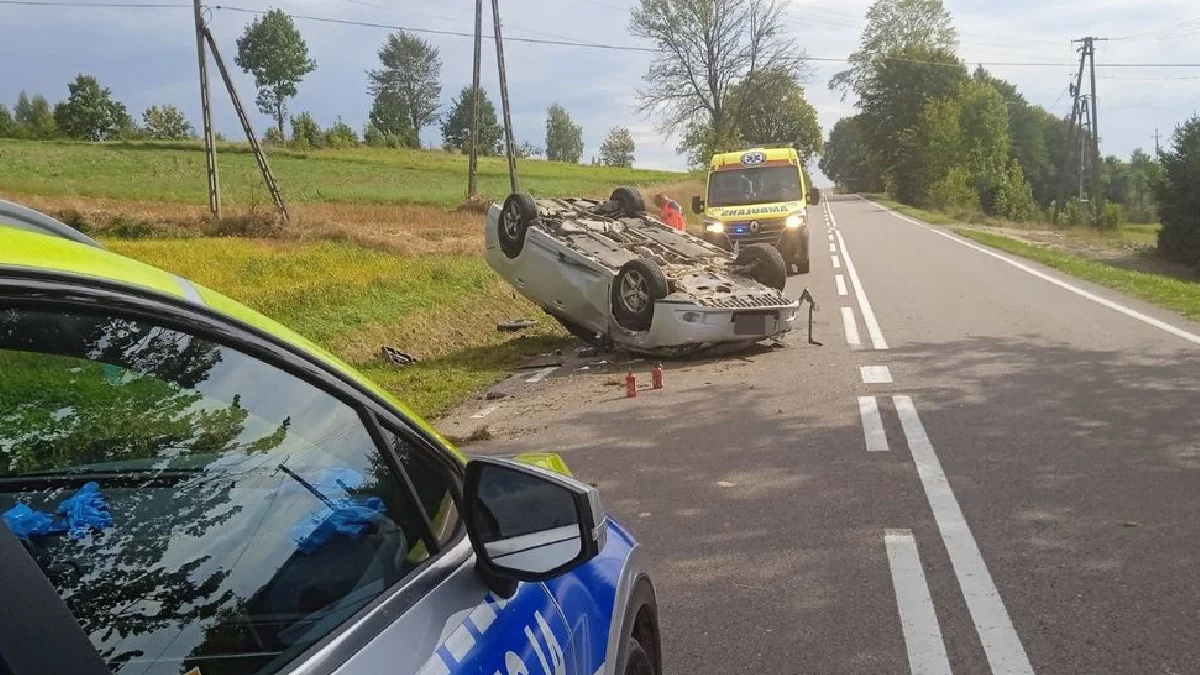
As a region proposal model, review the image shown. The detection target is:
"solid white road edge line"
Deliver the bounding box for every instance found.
[841,306,862,346]
[857,395,888,452]
[832,256,841,269]
[860,365,893,384]
[893,395,1036,675]
[830,208,889,350]
[525,366,557,383]
[835,274,849,296]
[866,197,1200,348]
[885,529,954,675]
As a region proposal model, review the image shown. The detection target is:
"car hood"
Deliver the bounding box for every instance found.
[704,200,806,222]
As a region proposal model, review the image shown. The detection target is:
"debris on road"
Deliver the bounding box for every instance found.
[496,318,538,332]
[447,426,493,446]
[381,346,418,367]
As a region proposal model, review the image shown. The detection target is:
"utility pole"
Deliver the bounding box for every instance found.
[202,25,289,222]
[1055,36,1106,224]
[193,0,220,219]
[1154,127,1162,155]
[491,0,520,193]
[467,0,483,199]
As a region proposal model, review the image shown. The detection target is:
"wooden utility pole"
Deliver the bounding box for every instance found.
[491,0,520,193]
[202,25,289,222]
[467,0,483,198]
[193,0,220,219]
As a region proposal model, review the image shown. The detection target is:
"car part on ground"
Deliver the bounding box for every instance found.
[484,188,802,356]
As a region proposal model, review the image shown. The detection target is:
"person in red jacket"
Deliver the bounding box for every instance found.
[654,193,687,231]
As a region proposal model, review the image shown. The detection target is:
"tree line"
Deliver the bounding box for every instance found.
[0,9,639,167]
[817,0,1179,232]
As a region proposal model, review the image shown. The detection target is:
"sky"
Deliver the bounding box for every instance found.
[2,0,1199,186]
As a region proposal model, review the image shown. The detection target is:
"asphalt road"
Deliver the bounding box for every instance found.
[458,194,1200,675]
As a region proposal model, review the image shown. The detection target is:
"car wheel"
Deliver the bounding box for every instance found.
[498,192,538,259]
[612,259,669,331]
[734,243,788,291]
[623,637,655,675]
[611,187,646,216]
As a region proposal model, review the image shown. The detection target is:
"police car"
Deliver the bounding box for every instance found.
[0,199,661,675]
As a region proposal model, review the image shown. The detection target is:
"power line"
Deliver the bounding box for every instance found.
[0,0,188,6]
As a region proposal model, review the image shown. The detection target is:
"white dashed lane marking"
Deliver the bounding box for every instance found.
[886,529,954,675]
[841,306,861,346]
[857,396,889,452]
[835,274,848,296]
[471,404,502,419]
[832,256,841,270]
[525,366,556,383]
[860,365,893,384]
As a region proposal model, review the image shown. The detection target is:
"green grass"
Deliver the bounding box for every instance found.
[0,139,684,207]
[105,237,567,416]
[861,194,958,224]
[954,228,1200,320]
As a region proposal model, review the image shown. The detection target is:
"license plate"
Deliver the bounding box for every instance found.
[733,312,773,335]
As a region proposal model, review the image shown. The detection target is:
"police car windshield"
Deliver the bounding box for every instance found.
[707,166,801,207]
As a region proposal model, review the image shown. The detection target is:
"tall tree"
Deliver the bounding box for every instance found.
[235,9,317,136]
[830,0,958,99]
[725,66,823,160]
[819,116,881,193]
[141,104,194,140]
[368,90,416,147]
[14,91,58,140]
[440,85,502,155]
[630,0,804,159]
[366,31,441,149]
[1155,116,1200,268]
[0,104,13,138]
[599,126,637,167]
[545,103,584,163]
[53,75,131,141]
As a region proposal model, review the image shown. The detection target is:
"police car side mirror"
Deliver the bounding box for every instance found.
[691,196,704,214]
[808,188,821,205]
[463,457,607,594]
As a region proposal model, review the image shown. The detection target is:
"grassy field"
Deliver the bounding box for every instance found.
[954,229,1200,320]
[0,139,684,207]
[105,237,567,417]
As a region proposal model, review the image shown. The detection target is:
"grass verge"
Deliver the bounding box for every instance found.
[105,237,568,417]
[0,139,684,207]
[953,228,1200,320]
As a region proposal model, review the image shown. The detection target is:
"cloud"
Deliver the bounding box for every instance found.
[1,0,1198,184]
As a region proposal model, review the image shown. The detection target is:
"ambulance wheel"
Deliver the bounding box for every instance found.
[498,192,538,259]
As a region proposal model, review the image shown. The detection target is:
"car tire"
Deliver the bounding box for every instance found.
[623,637,655,675]
[612,258,669,331]
[498,192,538,259]
[734,243,788,291]
[611,187,646,216]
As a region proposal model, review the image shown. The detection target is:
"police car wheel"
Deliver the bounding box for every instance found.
[499,192,538,259]
[623,637,655,675]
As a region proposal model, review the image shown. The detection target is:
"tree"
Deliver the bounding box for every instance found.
[819,116,882,193]
[1155,116,1200,268]
[0,105,13,137]
[725,66,823,160]
[440,85,502,155]
[830,0,958,99]
[235,9,317,136]
[366,31,441,149]
[290,111,323,148]
[599,126,637,167]
[631,0,804,159]
[545,103,584,163]
[141,105,194,140]
[13,92,58,140]
[53,75,131,141]
[516,141,544,159]
[368,90,417,147]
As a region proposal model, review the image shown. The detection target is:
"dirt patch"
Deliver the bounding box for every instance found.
[960,225,1198,282]
[2,191,484,256]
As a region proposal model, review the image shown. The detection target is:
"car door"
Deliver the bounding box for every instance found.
[0,284,576,675]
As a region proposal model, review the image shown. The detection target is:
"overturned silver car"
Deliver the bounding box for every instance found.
[484,187,801,355]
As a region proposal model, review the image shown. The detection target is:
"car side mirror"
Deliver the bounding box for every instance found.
[463,457,607,596]
[808,188,821,205]
[691,196,704,214]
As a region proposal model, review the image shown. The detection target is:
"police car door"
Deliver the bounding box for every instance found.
[329,422,580,675]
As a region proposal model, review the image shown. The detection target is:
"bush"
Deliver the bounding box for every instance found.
[290,111,323,149]
[363,123,387,148]
[324,118,359,149]
[1099,202,1124,230]
[107,215,157,239]
[927,167,979,212]
[263,126,285,145]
